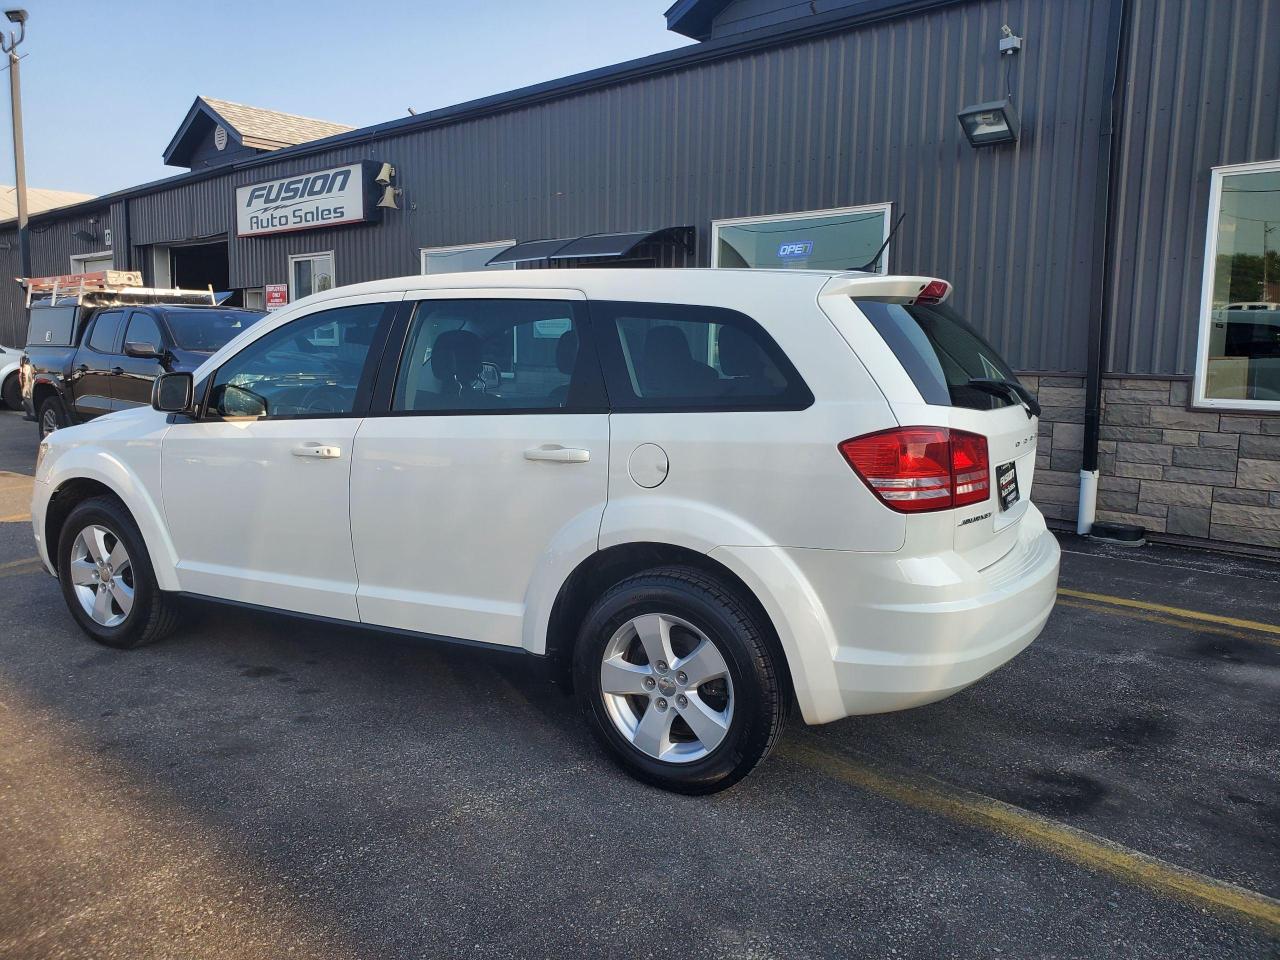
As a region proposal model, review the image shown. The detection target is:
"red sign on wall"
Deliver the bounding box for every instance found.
[264,284,288,311]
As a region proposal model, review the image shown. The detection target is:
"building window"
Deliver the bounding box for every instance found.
[288,251,335,301]
[71,251,113,274]
[420,241,516,274]
[711,204,892,273]
[1195,159,1280,409]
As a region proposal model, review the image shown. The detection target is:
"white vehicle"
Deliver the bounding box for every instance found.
[1,343,22,410]
[31,269,1059,792]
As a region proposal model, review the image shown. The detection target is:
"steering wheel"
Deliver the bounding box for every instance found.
[296,384,353,413]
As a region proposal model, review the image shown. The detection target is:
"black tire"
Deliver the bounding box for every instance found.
[573,565,787,794]
[1,371,20,411]
[37,395,69,438]
[56,496,181,649]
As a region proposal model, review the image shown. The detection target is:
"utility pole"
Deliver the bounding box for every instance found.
[1,9,28,278]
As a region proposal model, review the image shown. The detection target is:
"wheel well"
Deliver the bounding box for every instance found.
[32,381,58,409]
[45,479,123,557]
[543,542,795,701]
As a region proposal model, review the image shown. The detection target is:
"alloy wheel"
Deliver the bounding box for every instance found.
[40,407,59,437]
[69,524,134,627]
[599,612,734,763]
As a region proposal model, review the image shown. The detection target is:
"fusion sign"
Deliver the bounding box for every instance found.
[236,162,381,238]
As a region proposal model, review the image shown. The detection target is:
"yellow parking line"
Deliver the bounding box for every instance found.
[1057,598,1279,647]
[0,513,31,522]
[787,741,1280,935]
[1059,588,1280,638]
[0,556,44,577]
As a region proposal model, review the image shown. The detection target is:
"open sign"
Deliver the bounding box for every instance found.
[777,240,814,259]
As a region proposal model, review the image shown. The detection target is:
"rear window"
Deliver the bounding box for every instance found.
[25,305,78,346]
[163,309,264,352]
[592,301,812,411]
[855,299,1022,410]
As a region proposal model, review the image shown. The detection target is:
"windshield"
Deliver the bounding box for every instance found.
[855,299,1022,411]
[164,309,264,352]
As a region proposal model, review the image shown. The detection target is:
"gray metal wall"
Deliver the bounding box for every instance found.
[1106,0,1280,376]
[2,0,1273,379]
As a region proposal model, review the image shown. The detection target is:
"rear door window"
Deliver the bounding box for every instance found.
[87,310,125,354]
[592,301,812,411]
[855,299,1022,410]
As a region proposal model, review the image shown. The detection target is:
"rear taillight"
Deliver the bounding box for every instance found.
[838,427,990,513]
[914,279,950,304]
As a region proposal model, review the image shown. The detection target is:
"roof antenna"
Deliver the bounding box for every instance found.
[851,212,906,272]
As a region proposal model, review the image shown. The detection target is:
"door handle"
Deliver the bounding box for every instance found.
[291,443,343,459]
[111,366,124,375]
[524,445,590,463]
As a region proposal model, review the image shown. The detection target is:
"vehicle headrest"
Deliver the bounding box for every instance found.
[432,329,483,384]
[717,325,764,377]
[643,325,693,367]
[555,329,579,375]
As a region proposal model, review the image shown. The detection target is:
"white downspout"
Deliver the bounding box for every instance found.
[1077,469,1098,535]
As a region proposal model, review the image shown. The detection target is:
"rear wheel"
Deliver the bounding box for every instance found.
[37,395,68,438]
[57,497,180,649]
[1,372,20,411]
[573,565,787,794]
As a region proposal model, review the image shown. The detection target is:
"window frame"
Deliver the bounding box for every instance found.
[84,309,127,355]
[369,290,608,417]
[710,203,893,274]
[198,296,399,423]
[70,250,114,275]
[288,250,336,302]
[419,240,517,275]
[588,299,814,414]
[1193,158,1280,411]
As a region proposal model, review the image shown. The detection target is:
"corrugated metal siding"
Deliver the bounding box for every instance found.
[1107,0,1280,375]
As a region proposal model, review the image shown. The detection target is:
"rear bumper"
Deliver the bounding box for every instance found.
[710,507,1060,724]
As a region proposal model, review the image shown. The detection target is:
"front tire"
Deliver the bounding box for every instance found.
[57,496,180,649]
[37,395,68,438]
[573,565,787,794]
[1,372,20,411]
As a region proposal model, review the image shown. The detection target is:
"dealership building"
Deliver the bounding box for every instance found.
[1,0,1278,550]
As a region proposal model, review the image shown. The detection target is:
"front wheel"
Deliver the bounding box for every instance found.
[37,395,68,438]
[1,372,20,411]
[57,496,180,649]
[573,566,788,794]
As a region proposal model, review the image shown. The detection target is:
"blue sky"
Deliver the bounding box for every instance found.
[0,1,691,196]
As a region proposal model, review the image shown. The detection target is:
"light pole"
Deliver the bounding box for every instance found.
[1,9,28,279]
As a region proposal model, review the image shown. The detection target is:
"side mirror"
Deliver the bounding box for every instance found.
[125,340,165,360]
[151,371,194,413]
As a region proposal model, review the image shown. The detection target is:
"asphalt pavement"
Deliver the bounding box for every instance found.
[0,408,1276,959]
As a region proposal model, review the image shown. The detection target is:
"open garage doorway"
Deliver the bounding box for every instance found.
[161,240,237,305]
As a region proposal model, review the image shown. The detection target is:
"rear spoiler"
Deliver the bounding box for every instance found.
[819,275,952,304]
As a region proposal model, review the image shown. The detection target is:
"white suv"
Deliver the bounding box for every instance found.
[31,269,1059,792]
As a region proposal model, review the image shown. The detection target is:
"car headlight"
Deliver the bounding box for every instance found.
[35,439,49,474]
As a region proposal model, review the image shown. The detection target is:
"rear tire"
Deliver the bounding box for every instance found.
[573,565,787,794]
[37,395,68,438]
[56,496,180,649]
[1,372,19,411]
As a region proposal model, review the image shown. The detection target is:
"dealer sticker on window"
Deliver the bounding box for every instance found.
[996,461,1020,511]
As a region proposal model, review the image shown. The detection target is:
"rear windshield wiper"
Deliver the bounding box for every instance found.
[967,378,1042,419]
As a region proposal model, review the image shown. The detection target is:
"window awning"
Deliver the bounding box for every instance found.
[485,226,695,266]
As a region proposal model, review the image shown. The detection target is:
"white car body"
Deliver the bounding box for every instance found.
[0,344,21,405]
[32,269,1059,726]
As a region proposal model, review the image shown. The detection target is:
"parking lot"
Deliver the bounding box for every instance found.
[0,408,1276,959]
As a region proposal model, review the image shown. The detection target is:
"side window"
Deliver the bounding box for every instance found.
[592,301,812,410]
[124,311,164,350]
[207,302,388,419]
[392,299,601,412]
[87,310,125,353]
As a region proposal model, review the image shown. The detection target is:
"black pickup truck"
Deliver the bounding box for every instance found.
[23,298,263,438]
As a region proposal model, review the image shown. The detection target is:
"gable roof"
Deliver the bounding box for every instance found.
[664,0,735,39]
[162,95,354,167]
[0,185,95,220]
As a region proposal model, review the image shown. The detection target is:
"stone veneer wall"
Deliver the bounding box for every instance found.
[1023,375,1280,549]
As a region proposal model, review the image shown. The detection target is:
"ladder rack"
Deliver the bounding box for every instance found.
[20,271,218,308]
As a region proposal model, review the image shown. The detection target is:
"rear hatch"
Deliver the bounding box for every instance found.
[822,277,1041,569]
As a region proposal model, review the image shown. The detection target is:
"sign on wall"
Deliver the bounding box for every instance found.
[236,161,382,238]
[264,283,288,310]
